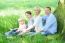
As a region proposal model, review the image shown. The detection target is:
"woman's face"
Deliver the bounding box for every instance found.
[34,9,40,15]
[25,13,31,19]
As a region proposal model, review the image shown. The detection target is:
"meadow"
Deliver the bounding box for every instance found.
[0,0,65,43]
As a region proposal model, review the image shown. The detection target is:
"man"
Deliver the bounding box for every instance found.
[41,7,57,35]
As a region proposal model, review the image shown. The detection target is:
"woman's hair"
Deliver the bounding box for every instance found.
[25,11,31,15]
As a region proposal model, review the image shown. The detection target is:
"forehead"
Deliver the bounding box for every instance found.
[45,8,50,10]
[25,13,30,15]
[35,8,40,11]
[34,7,40,10]
[19,20,24,22]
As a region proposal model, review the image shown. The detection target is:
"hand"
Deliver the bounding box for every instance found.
[36,28,43,32]
[22,29,28,33]
[16,30,19,32]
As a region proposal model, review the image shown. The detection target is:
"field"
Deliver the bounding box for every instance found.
[0,0,65,43]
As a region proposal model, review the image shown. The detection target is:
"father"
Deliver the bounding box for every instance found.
[41,7,57,35]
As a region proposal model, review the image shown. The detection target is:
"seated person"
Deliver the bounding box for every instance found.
[25,11,35,32]
[5,18,27,37]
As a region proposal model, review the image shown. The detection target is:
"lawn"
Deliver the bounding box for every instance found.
[0,0,65,43]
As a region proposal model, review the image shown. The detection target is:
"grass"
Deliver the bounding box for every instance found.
[0,0,65,43]
[0,15,19,33]
[0,15,65,43]
[0,32,65,43]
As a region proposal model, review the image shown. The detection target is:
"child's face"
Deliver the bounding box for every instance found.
[19,20,25,25]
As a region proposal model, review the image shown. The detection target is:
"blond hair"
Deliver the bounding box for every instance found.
[18,18,25,22]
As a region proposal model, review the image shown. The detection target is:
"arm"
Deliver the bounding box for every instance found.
[43,16,56,32]
[26,24,35,30]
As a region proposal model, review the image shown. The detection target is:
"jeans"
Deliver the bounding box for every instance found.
[5,29,20,36]
[41,31,53,36]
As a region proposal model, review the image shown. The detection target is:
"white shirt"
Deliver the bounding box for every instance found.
[27,15,43,32]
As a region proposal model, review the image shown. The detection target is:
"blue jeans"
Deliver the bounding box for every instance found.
[28,31,52,36]
[41,31,53,36]
[5,29,20,36]
[25,31,52,36]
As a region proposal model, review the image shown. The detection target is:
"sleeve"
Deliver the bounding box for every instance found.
[43,16,56,32]
[27,17,42,30]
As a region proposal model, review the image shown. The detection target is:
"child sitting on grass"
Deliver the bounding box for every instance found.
[16,18,27,33]
[5,18,27,38]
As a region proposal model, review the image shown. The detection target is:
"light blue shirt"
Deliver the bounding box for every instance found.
[42,13,57,34]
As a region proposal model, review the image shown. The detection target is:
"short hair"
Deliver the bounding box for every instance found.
[25,11,31,15]
[46,7,51,11]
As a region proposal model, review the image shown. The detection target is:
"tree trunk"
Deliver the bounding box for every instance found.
[54,0,65,40]
[54,0,65,33]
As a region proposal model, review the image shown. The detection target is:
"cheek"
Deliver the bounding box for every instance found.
[36,11,38,13]
[35,11,39,14]
[28,15,30,18]
[26,16,29,18]
[45,11,47,13]
[45,10,49,13]
[26,15,30,18]
[34,10,37,13]
[19,22,21,24]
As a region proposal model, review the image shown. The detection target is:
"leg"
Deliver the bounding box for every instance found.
[25,32,39,36]
[41,31,52,36]
[5,29,18,36]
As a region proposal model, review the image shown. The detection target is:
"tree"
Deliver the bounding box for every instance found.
[54,0,65,40]
[54,0,65,33]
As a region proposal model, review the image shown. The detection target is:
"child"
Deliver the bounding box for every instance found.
[5,18,27,37]
[16,18,27,33]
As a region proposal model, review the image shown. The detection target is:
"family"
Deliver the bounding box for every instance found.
[5,7,57,38]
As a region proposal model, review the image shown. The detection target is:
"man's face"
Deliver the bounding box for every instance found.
[45,8,51,15]
[25,13,31,19]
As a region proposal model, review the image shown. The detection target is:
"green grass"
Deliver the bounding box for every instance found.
[0,15,19,33]
[0,15,65,43]
[0,0,65,43]
[0,33,65,43]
